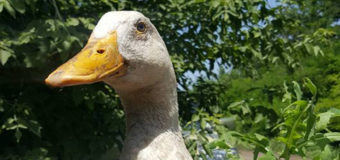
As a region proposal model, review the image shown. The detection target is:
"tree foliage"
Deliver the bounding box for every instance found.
[0,0,339,159]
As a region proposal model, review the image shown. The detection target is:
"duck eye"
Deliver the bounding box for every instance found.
[97,49,105,54]
[136,22,146,32]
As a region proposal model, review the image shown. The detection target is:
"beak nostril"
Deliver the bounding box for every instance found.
[97,49,105,54]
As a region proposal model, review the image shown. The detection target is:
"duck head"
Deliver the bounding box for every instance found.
[45,11,174,91]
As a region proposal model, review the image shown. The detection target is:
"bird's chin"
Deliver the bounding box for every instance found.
[107,65,128,79]
[104,76,143,93]
[103,69,129,84]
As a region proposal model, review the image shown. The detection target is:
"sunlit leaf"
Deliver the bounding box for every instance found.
[3,0,15,18]
[0,49,12,65]
[304,78,317,97]
[316,111,333,130]
[192,114,199,121]
[66,17,79,26]
[324,132,340,142]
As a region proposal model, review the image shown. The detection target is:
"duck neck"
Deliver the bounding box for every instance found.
[114,78,188,159]
[117,80,180,134]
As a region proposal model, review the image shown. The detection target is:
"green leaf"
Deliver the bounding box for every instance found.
[320,145,333,160]
[292,81,302,100]
[0,2,3,12]
[316,108,340,131]
[329,108,340,115]
[251,48,262,59]
[253,30,261,38]
[258,151,276,160]
[305,106,316,140]
[316,112,333,130]
[203,143,213,158]
[304,78,317,97]
[15,128,22,143]
[284,100,307,113]
[17,27,36,44]
[255,133,266,141]
[10,0,25,14]
[210,0,220,8]
[192,114,199,121]
[304,43,313,55]
[200,119,206,129]
[3,0,15,18]
[324,132,340,142]
[228,101,243,108]
[194,0,205,3]
[241,104,251,115]
[208,140,228,149]
[313,46,321,56]
[0,50,12,65]
[282,82,292,103]
[284,101,311,151]
[25,120,42,137]
[66,17,79,26]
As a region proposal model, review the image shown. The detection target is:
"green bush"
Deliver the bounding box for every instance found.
[0,0,339,159]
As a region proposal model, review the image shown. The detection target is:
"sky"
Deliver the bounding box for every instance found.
[267,0,280,8]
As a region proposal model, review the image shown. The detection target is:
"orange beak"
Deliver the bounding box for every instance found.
[45,31,126,87]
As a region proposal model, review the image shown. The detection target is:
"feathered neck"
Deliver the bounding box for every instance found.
[108,73,192,160]
[117,78,179,133]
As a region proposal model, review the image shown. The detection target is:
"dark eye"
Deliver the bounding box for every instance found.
[97,49,105,54]
[136,22,146,32]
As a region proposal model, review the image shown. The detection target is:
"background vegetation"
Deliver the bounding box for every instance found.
[0,0,339,159]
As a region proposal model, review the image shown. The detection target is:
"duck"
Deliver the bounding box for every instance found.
[45,11,193,160]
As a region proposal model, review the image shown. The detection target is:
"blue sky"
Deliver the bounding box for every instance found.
[268,0,280,8]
